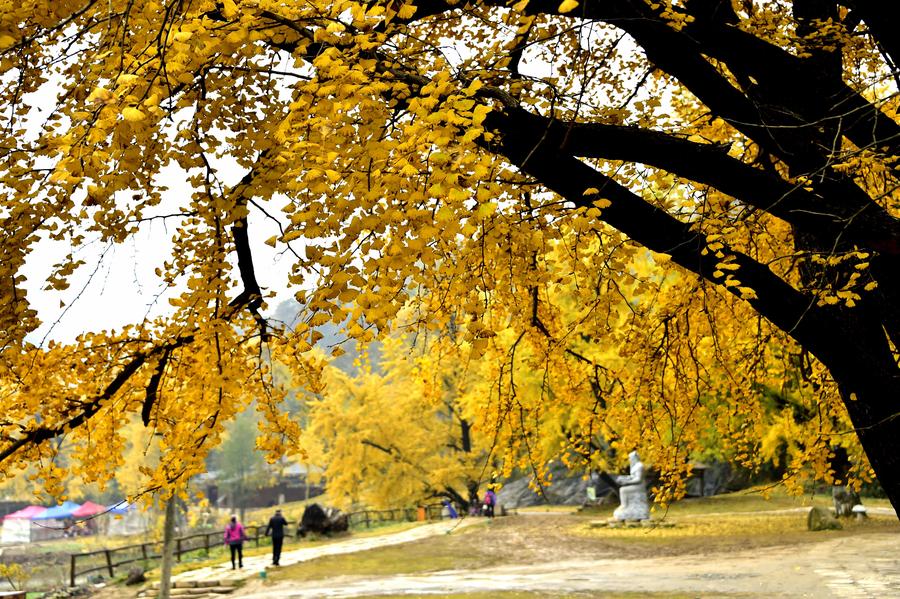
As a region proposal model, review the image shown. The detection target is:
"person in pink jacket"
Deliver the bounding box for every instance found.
[223,515,246,569]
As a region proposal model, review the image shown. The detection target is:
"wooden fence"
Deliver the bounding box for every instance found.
[69,505,450,586]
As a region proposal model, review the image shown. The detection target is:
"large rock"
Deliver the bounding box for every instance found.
[807,506,842,531]
[497,459,736,508]
[497,463,618,508]
[124,567,146,585]
[684,461,733,497]
[297,503,349,537]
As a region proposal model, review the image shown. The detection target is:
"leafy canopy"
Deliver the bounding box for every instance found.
[303,335,492,509]
[0,0,898,508]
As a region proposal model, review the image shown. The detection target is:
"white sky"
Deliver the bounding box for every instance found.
[21,164,299,345]
[15,44,305,346]
[15,16,643,345]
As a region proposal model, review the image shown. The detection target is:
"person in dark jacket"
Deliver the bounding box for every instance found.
[264,509,289,566]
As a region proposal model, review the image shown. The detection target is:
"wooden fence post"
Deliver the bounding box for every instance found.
[70,553,77,587]
[141,543,148,562]
[204,532,210,556]
[176,538,182,562]
[365,511,370,528]
[104,549,114,578]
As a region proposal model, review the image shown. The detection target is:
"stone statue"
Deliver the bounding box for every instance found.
[612,451,650,521]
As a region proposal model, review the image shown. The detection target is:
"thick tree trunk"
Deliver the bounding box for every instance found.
[821,307,900,518]
[158,496,177,599]
[833,356,900,518]
[840,389,900,518]
[440,486,470,513]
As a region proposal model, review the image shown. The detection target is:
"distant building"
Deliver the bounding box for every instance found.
[199,464,325,509]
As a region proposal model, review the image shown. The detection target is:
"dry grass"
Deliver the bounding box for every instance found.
[296,592,732,599]
[576,512,899,555]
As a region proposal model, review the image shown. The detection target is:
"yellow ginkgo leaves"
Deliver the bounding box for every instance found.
[0,0,889,508]
[121,107,146,122]
[222,0,239,19]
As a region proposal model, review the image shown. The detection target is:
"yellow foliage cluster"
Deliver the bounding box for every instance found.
[0,563,27,590]
[0,0,893,504]
[302,335,490,508]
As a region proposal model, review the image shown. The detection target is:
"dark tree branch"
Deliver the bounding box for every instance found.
[142,346,172,426]
[847,1,900,70]
[0,334,194,465]
[504,108,900,254]
[483,108,840,364]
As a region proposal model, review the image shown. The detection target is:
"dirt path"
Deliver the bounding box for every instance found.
[170,518,481,585]
[145,508,900,598]
[234,530,900,598]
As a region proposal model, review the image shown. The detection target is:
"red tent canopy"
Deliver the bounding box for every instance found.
[3,505,47,520]
[71,501,107,518]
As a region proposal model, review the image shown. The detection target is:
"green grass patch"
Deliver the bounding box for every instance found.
[657,487,861,516]
[145,519,427,581]
[23,532,160,555]
[266,525,488,583]
[579,512,897,540]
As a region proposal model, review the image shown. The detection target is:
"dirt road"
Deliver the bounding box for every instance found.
[235,530,900,598]
[170,518,481,585]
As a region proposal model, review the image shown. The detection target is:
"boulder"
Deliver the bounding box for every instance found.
[498,463,616,508]
[807,506,842,531]
[297,503,348,537]
[125,567,146,585]
[684,461,733,497]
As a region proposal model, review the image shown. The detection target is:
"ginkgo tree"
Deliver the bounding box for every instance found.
[0,0,898,513]
[303,335,491,511]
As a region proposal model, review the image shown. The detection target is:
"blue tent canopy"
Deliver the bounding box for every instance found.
[32,500,81,520]
[107,500,133,515]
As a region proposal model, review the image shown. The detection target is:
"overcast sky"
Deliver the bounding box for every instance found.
[21,163,299,345]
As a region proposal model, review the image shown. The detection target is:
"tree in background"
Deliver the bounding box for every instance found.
[214,407,269,520]
[0,1,898,512]
[304,335,489,511]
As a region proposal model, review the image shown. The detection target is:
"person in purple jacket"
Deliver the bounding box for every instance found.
[223,515,246,569]
[483,488,497,518]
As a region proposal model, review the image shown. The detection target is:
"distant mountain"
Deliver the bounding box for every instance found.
[270,299,383,375]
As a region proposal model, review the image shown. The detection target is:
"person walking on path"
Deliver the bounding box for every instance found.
[483,488,497,518]
[224,515,246,569]
[265,508,289,566]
